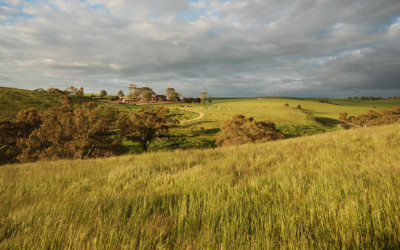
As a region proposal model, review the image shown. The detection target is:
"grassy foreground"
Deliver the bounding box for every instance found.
[1,125,400,248]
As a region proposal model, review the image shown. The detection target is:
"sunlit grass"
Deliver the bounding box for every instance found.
[1,124,399,248]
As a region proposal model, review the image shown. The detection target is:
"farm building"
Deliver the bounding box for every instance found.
[153,95,167,102]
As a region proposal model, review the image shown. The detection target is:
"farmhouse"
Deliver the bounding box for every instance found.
[153,95,167,102]
[122,98,131,104]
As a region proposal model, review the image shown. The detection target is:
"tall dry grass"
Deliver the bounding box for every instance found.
[1,124,399,248]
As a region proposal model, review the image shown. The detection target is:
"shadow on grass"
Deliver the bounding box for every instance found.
[278,125,327,139]
[176,120,214,128]
[149,134,217,151]
[314,117,340,128]
[192,128,220,136]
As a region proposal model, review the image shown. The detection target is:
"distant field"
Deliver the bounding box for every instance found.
[1,124,399,248]
[2,87,400,150]
[163,97,400,144]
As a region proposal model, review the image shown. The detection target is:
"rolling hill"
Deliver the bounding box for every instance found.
[1,124,399,248]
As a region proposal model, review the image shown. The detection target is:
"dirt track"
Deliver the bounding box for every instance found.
[181,111,205,123]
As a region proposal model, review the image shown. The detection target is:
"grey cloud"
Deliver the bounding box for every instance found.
[0,0,399,97]
[306,44,400,91]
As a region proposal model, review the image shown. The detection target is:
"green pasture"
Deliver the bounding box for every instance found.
[165,97,400,142]
[1,124,399,248]
[2,87,400,151]
[174,97,400,128]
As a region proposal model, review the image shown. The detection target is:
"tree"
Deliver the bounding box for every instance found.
[34,88,46,93]
[100,90,107,98]
[47,88,64,95]
[142,90,153,102]
[201,92,207,104]
[208,96,213,105]
[216,114,284,147]
[128,84,141,103]
[166,88,181,102]
[64,86,78,95]
[117,90,124,97]
[117,107,178,151]
[194,97,201,104]
[76,87,84,97]
[0,108,42,164]
[18,102,123,162]
[140,87,155,95]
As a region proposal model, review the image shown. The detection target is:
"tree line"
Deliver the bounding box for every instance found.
[0,97,178,164]
[115,85,211,104]
[35,86,85,97]
[347,96,400,101]
[35,84,213,106]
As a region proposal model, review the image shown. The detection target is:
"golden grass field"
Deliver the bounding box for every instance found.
[1,124,399,248]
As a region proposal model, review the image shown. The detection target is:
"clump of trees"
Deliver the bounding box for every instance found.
[1,98,124,164]
[0,99,180,164]
[100,90,107,98]
[47,88,65,95]
[181,97,201,104]
[339,106,400,129]
[117,107,178,151]
[36,86,85,97]
[0,108,42,163]
[166,88,181,102]
[126,84,156,103]
[1,104,179,164]
[216,114,284,147]
[117,90,124,97]
[347,96,400,101]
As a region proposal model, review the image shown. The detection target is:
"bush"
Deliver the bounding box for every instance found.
[216,114,284,147]
[340,106,400,129]
[0,108,42,164]
[0,101,125,164]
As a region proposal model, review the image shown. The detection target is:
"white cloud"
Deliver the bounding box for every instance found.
[0,0,399,97]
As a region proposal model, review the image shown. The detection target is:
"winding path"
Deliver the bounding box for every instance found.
[180,111,205,123]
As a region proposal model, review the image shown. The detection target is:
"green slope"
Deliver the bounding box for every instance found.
[1,124,399,248]
[0,87,62,119]
[0,87,96,119]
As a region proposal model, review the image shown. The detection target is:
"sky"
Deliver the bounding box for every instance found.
[0,0,399,97]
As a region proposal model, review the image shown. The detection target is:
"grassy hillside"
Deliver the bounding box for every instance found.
[0,87,96,119]
[1,124,399,248]
[2,87,400,151]
[169,97,400,141]
[0,87,61,119]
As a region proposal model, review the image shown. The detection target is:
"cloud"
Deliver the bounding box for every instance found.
[0,0,399,97]
[0,6,19,15]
